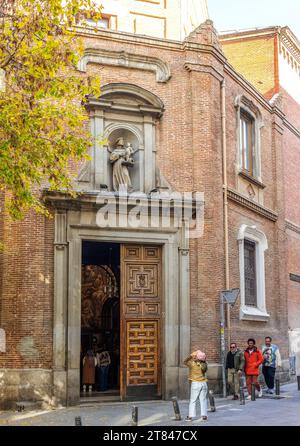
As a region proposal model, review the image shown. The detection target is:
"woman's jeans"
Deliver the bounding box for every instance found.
[188,381,208,418]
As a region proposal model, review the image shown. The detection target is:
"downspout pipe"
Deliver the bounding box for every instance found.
[221,80,231,347]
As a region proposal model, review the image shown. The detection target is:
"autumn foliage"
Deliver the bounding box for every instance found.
[0,0,102,218]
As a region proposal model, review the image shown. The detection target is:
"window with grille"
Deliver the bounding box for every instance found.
[244,239,257,307]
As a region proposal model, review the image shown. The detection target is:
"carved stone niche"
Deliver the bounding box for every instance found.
[77,83,164,194]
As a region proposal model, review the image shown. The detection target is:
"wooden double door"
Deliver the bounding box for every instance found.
[120,244,162,400]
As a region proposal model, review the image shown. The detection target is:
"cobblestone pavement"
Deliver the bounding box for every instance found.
[0,383,299,426]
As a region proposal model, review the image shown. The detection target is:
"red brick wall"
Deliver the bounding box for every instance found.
[0,206,54,369]
[282,89,300,331]
[0,26,293,374]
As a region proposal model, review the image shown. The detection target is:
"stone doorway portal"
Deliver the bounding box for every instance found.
[80,241,162,402]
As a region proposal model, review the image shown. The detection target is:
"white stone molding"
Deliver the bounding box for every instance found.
[80,83,164,193]
[237,224,270,321]
[65,219,189,404]
[235,94,264,182]
[78,48,171,83]
[104,122,144,146]
[53,211,68,404]
[227,188,278,222]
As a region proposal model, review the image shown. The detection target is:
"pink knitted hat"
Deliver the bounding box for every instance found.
[195,350,206,361]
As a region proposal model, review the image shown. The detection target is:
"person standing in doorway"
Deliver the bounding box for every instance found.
[244,338,264,399]
[226,342,245,400]
[82,350,97,393]
[262,336,282,394]
[184,350,208,422]
[97,345,111,391]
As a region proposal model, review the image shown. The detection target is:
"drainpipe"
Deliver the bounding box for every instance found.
[221,80,231,348]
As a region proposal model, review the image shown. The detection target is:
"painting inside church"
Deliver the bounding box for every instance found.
[81,264,118,330]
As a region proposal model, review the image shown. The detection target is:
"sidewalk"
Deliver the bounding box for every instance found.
[0,383,299,426]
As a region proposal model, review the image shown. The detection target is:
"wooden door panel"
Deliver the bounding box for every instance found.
[126,264,159,298]
[127,320,158,386]
[121,244,161,400]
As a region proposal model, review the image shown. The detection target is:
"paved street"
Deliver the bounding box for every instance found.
[0,383,299,426]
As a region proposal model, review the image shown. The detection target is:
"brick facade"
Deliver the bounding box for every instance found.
[219,26,300,370]
[0,20,299,408]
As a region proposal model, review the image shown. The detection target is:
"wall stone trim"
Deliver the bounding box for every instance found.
[228,188,278,221]
[286,219,300,234]
[78,48,171,83]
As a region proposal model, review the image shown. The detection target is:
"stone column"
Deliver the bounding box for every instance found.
[94,109,106,188]
[53,212,68,405]
[66,231,82,405]
[178,223,190,398]
[164,236,180,398]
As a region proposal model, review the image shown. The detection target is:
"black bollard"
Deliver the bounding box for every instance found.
[75,416,82,426]
[208,390,216,412]
[171,397,182,421]
[275,378,280,396]
[251,383,256,401]
[132,406,138,426]
[297,376,300,391]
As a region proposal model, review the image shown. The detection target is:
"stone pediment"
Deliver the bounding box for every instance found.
[78,48,171,83]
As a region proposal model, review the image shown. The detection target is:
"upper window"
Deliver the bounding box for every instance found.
[86,16,110,29]
[240,111,255,176]
[235,95,263,182]
[75,12,111,29]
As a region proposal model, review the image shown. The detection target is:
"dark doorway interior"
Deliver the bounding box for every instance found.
[80,241,120,399]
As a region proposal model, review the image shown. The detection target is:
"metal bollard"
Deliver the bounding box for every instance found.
[251,383,256,401]
[208,390,216,412]
[275,378,280,396]
[171,397,182,421]
[132,406,138,426]
[240,385,245,406]
[75,416,82,426]
[297,376,300,391]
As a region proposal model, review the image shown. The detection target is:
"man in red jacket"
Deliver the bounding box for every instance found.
[244,338,264,399]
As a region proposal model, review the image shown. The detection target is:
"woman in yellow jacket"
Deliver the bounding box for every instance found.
[184,350,208,422]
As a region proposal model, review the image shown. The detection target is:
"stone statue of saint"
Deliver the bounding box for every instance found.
[109,137,135,192]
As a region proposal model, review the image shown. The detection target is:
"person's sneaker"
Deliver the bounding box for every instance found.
[232,394,239,400]
[258,388,263,398]
[185,416,193,421]
[199,417,207,423]
[246,395,251,400]
[268,389,274,394]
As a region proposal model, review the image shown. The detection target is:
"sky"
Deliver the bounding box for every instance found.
[207,0,300,41]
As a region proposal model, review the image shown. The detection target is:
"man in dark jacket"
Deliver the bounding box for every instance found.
[226,342,245,400]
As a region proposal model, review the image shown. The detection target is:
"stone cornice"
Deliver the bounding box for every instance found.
[286,219,300,234]
[227,188,278,221]
[283,118,300,139]
[184,62,224,82]
[78,48,171,83]
[182,42,226,65]
[75,25,184,51]
[279,27,300,65]
[43,190,203,218]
